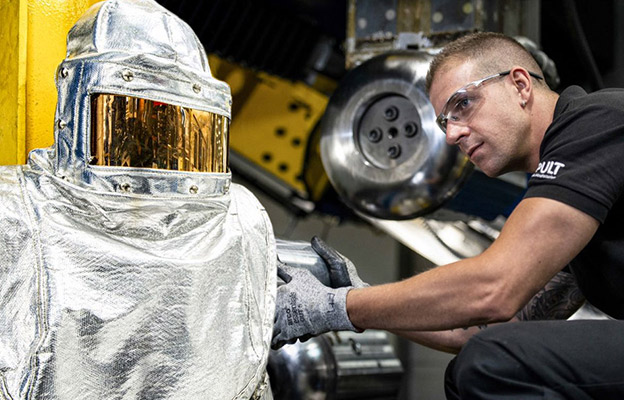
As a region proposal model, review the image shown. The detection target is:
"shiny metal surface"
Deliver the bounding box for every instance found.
[0,1,275,399]
[268,331,403,400]
[320,50,473,220]
[91,94,229,172]
[275,239,331,286]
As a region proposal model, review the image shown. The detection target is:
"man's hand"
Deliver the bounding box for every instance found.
[271,262,357,349]
[311,236,369,289]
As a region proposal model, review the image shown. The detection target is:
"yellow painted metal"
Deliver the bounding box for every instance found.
[0,0,27,165]
[26,0,101,157]
[0,0,100,165]
[210,56,329,195]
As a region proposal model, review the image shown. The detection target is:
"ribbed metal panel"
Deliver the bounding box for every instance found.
[157,0,323,80]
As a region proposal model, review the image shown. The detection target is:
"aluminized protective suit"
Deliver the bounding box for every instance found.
[0,0,275,398]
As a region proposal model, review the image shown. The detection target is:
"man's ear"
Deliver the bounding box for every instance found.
[510,67,532,107]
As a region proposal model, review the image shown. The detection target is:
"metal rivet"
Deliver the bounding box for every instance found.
[120,183,131,192]
[189,185,199,194]
[122,70,134,82]
[60,68,69,78]
[193,83,201,93]
[57,119,67,129]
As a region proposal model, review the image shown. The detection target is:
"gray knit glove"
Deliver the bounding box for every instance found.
[271,262,357,349]
[311,236,369,289]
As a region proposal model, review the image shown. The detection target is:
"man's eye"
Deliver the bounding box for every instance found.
[455,97,472,110]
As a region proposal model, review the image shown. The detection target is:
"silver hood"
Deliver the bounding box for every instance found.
[48,0,231,194]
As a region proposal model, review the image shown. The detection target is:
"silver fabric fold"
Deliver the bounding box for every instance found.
[0,159,276,399]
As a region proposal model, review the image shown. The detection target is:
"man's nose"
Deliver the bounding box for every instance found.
[445,123,470,145]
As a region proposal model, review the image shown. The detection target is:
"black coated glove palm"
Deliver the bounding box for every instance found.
[311,236,369,289]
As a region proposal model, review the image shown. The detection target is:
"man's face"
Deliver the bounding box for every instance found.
[429,61,530,177]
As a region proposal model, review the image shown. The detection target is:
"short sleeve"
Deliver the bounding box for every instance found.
[524,91,624,223]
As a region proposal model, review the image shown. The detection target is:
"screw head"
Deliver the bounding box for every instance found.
[121,70,134,82]
[193,84,201,93]
[120,183,131,192]
[189,185,199,194]
[60,68,69,78]
[57,119,67,129]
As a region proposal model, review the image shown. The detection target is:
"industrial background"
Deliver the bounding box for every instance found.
[1,0,623,398]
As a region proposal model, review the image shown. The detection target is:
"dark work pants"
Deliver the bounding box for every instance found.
[444,320,624,399]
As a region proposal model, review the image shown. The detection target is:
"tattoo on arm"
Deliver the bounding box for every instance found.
[515,270,585,321]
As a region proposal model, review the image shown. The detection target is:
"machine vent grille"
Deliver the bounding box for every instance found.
[156,0,322,81]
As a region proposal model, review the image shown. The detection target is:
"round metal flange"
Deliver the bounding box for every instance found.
[356,94,422,169]
[320,50,473,220]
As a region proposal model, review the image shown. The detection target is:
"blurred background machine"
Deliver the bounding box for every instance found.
[2,0,621,258]
[151,0,622,263]
[2,0,623,399]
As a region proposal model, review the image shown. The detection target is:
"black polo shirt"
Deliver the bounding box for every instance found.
[524,85,624,319]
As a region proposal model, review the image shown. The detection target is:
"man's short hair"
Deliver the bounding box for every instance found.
[425,32,544,94]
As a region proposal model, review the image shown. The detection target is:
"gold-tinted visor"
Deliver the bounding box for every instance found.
[90,94,229,172]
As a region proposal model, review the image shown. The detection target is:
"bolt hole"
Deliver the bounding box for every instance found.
[291,137,302,147]
[278,163,289,172]
[388,127,398,138]
[262,153,273,162]
[275,128,286,137]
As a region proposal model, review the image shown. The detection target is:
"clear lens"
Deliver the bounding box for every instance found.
[437,88,483,133]
[90,94,229,172]
[446,90,482,122]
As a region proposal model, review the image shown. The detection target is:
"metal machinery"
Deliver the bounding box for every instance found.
[154,0,546,262]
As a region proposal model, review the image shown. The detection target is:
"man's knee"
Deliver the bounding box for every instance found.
[445,326,533,398]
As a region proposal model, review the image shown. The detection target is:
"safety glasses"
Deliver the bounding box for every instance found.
[435,70,544,134]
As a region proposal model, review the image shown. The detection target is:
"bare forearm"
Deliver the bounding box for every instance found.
[385,270,583,353]
[346,257,507,332]
[515,270,584,320]
[391,323,499,354]
[346,199,597,334]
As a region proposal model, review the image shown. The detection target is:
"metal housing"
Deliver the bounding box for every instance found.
[320,50,473,220]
